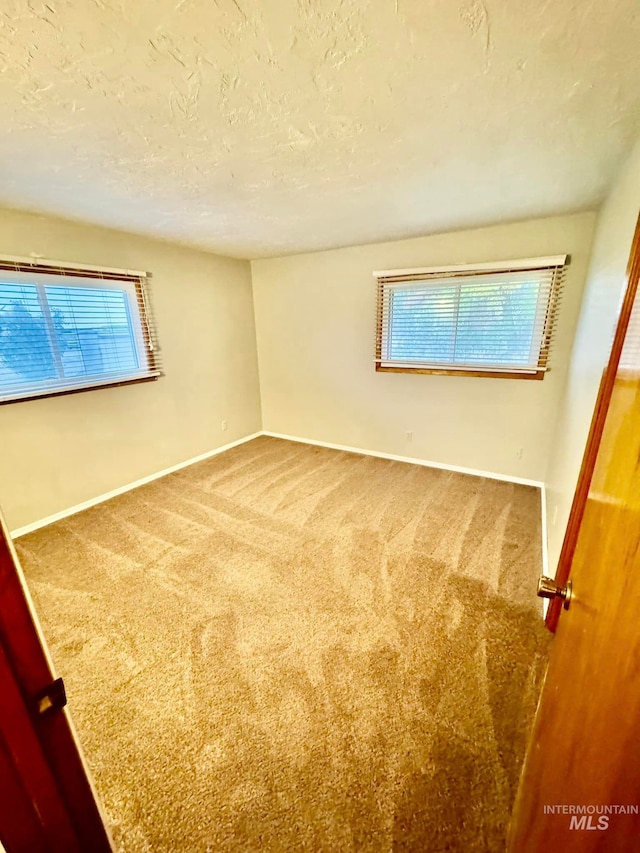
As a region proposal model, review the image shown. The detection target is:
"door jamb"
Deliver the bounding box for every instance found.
[0,513,113,850]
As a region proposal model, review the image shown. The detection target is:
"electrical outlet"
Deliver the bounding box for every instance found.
[406,431,413,441]
[516,447,523,459]
[552,505,559,527]
[221,420,228,431]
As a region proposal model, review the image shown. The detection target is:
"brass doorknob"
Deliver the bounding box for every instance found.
[537,576,572,610]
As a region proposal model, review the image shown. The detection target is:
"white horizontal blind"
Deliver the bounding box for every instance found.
[619,291,640,372]
[375,258,567,376]
[0,258,161,403]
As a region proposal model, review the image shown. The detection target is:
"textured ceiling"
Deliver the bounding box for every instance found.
[1,0,640,259]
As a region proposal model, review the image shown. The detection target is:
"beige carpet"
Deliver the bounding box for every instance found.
[17,436,550,852]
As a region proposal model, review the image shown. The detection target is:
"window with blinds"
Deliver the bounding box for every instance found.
[375,256,567,379]
[619,284,640,374]
[0,257,161,403]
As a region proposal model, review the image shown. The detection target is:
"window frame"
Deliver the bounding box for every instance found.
[374,256,567,381]
[0,258,160,405]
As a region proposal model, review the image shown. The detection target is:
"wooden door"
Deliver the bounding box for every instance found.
[0,512,112,852]
[508,214,640,850]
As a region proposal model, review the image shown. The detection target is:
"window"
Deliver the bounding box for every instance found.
[0,258,161,403]
[619,287,640,374]
[375,256,567,379]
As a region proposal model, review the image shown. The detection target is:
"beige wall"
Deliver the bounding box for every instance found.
[0,208,262,531]
[545,138,640,573]
[3,199,619,538]
[252,212,596,482]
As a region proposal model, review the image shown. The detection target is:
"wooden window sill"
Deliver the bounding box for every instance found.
[0,374,161,406]
[375,364,545,380]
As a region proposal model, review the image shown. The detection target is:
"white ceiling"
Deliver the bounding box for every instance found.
[1,0,640,259]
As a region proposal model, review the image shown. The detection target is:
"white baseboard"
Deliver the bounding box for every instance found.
[539,482,550,618]
[539,483,549,577]
[540,483,555,619]
[10,432,262,539]
[262,430,545,488]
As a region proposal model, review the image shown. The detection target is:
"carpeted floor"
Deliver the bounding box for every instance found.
[17,436,550,852]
